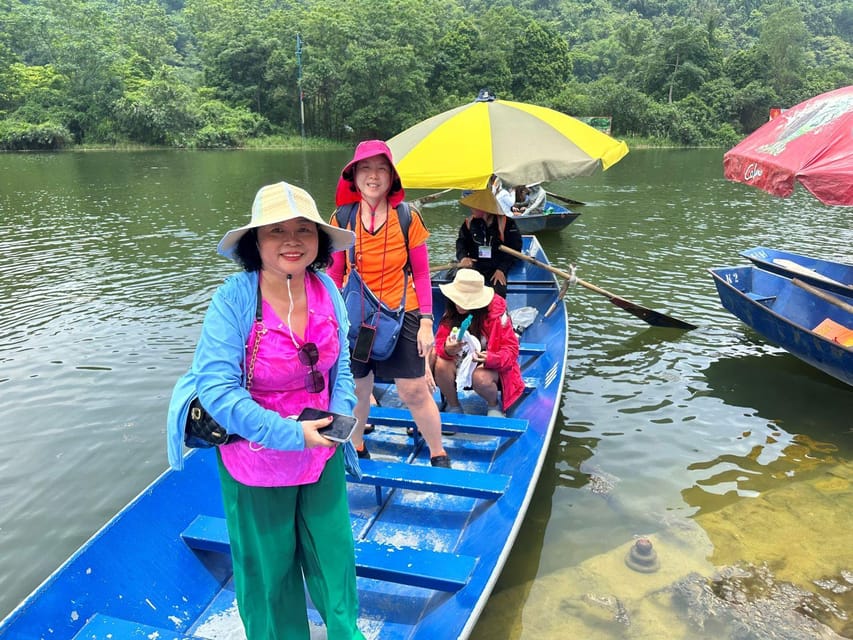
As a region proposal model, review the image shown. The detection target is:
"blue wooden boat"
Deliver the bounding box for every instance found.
[510,200,580,234]
[709,264,852,386]
[740,246,853,299]
[0,235,568,640]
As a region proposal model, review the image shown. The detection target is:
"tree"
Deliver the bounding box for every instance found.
[113,66,197,145]
[757,1,809,101]
[299,0,446,139]
[641,18,716,103]
[208,33,280,115]
[732,80,779,133]
[510,21,573,101]
[430,19,480,100]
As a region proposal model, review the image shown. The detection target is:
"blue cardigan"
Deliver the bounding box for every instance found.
[166,269,356,471]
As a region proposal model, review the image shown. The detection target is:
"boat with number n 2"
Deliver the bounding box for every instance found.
[739,246,853,299]
[709,264,852,387]
[0,234,568,640]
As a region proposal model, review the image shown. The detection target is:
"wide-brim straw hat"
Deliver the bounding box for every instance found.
[335,139,405,207]
[459,189,504,216]
[218,181,355,259]
[439,268,495,310]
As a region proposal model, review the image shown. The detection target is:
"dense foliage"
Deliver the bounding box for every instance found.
[1,0,851,149]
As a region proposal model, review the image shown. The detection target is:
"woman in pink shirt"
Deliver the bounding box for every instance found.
[195,182,365,639]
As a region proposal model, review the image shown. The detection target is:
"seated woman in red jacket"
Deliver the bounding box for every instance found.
[433,269,524,418]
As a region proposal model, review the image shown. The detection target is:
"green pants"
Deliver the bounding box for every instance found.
[217,448,364,640]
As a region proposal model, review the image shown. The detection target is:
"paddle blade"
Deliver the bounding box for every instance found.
[545,190,586,207]
[609,296,698,330]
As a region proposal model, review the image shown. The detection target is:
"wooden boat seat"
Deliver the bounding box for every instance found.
[746,291,776,304]
[368,405,529,438]
[505,283,556,295]
[181,515,476,592]
[349,458,510,499]
[72,612,200,639]
[518,342,546,355]
[181,514,232,554]
[354,540,477,591]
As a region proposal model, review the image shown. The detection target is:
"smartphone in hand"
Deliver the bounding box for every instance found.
[298,407,358,443]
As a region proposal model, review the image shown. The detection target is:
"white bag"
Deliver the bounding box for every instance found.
[509,306,538,335]
[455,332,482,391]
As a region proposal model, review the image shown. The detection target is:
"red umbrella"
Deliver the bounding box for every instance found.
[723,85,853,206]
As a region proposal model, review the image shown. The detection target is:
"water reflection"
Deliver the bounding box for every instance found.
[1,149,852,639]
[703,351,853,424]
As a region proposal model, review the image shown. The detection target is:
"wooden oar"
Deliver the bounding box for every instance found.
[411,188,453,209]
[792,278,853,314]
[544,190,586,207]
[430,261,458,274]
[773,258,850,289]
[499,245,697,330]
[545,278,572,318]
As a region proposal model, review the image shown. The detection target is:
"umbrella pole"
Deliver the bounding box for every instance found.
[499,246,697,330]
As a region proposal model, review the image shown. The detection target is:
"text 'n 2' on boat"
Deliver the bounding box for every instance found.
[0,234,568,640]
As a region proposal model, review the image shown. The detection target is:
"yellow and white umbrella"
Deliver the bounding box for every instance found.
[387,91,629,190]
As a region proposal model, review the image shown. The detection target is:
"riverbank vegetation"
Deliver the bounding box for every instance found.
[1,0,851,150]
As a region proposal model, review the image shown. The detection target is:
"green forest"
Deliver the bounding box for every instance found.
[1,0,851,150]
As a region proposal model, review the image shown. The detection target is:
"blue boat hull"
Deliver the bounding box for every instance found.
[0,236,569,640]
[709,265,852,386]
[511,200,579,234]
[740,246,853,299]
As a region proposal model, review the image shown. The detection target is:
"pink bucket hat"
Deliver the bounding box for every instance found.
[335,139,405,207]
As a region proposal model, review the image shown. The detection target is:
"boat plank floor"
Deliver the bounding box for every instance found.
[181,515,477,591]
[348,458,510,499]
[368,406,528,438]
[72,613,201,639]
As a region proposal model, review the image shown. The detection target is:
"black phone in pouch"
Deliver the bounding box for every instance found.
[352,324,376,362]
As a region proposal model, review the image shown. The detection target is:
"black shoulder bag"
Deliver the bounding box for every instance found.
[184,286,265,448]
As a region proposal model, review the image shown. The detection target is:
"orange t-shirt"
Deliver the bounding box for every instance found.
[333,204,429,312]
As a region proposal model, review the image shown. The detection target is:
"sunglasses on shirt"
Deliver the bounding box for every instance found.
[299,342,325,394]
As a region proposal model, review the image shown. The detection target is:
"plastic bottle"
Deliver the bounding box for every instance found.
[458,314,473,339]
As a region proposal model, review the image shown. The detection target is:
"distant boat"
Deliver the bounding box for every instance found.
[740,246,853,298]
[510,200,580,234]
[0,235,569,640]
[505,184,580,234]
[709,264,852,386]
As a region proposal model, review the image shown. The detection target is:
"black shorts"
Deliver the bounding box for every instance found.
[350,311,425,381]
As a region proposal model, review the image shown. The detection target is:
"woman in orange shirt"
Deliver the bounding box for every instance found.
[328,140,451,468]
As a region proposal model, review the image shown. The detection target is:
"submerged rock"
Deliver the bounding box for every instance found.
[666,562,847,640]
[575,592,631,627]
[581,463,620,497]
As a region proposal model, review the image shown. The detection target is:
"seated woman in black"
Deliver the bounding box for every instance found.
[455,189,523,299]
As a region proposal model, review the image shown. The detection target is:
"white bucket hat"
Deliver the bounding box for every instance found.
[217,181,354,259]
[439,268,495,310]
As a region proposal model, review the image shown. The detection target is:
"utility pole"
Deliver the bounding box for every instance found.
[296,33,305,138]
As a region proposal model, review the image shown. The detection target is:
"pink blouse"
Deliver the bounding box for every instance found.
[219,272,341,487]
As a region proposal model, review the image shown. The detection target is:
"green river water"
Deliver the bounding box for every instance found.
[0,148,851,638]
